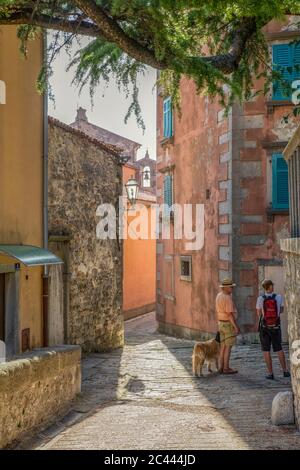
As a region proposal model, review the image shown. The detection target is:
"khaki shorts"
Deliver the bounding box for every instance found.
[218,321,236,346]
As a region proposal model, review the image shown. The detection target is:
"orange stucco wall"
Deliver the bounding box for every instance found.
[156,17,299,339]
[123,165,156,318]
[0,26,44,349]
[157,80,222,334]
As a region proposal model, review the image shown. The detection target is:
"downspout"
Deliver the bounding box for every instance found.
[42,32,49,347]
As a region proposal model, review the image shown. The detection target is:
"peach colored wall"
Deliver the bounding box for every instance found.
[156,18,299,337]
[157,80,221,333]
[0,26,44,349]
[123,165,156,317]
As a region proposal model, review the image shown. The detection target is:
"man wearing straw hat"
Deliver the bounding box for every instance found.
[216,278,240,374]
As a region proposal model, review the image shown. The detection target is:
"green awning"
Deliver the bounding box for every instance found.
[0,245,63,267]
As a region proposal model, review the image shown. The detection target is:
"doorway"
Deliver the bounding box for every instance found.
[0,268,20,359]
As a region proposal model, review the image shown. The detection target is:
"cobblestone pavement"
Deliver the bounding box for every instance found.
[18,312,299,450]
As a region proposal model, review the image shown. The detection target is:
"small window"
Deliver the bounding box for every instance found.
[163,97,173,138]
[180,256,192,282]
[272,153,289,210]
[272,43,300,100]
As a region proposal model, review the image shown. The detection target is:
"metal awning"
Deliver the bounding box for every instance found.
[0,245,63,267]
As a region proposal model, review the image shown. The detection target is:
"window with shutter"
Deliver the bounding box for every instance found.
[272,43,300,100]
[163,97,173,138]
[272,153,289,210]
[164,175,173,211]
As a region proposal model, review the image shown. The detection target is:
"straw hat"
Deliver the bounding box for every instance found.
[220,278,236,288]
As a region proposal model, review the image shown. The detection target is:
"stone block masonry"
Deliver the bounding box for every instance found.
[230,99,289,337]
[0,346,81,448]
[48,118,124,353]
[217,108,232,283]
[281,238,300,430]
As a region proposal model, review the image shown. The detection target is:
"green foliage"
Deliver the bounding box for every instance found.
[1,0,300,126]
[68,37,146,129]
[17,24,40,56]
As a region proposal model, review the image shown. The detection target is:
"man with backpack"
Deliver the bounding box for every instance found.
[256,279,290,380]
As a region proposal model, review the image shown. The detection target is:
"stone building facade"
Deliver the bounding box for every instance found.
[48,117,124,352]
[156,17,300,341]
[281,239,300,429]
[281,124,300,430]
[71,108,156,194]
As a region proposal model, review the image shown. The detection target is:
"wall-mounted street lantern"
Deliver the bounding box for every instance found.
[125,176,139,207]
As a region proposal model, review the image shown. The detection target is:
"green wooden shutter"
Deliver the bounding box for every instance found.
[273,44,293,100]
[164,175,173,211]
[292,42,300,83]
[272,153,289,210]
[163,97,173,138]
[273,43,300,100]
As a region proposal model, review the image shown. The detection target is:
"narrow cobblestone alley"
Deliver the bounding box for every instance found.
[18,313,299,450]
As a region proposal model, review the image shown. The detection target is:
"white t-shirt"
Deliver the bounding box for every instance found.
[256,293,283,317]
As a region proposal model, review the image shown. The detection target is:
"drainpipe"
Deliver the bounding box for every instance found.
[42,32,49,347]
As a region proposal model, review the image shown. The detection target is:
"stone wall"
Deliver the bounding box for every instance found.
[281,238,300,429]
[0,345,81,448]
[48,118,124,353]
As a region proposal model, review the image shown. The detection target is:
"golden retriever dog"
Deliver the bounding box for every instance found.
[192,332,221,377]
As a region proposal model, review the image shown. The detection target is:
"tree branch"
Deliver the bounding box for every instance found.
[197,17,258,74]
[0,9,100,37]
[73,0,166,69]
[0,4,259,76]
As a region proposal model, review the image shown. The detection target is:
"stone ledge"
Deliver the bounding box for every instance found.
[0,346,81,392]
[265,29,300,41]
[281,238,300,255]
[266,207,289,223]
[160,136,174,147]
[0,345,81,449]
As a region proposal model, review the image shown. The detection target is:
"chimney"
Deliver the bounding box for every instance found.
[75,107,88,123]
